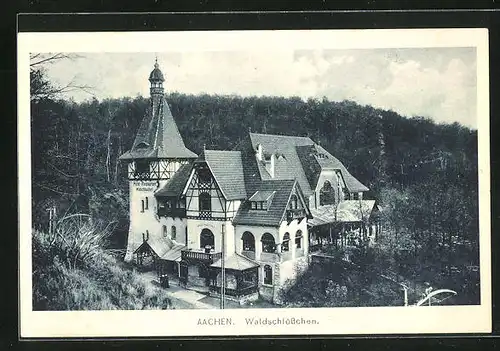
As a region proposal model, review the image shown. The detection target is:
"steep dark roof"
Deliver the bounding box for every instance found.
[233,179,299,227]
[296,144,369,192]
[248,133,315,196]
[198,150,247,200]
[155,163,193,198]
[149,62,165,82]
[314,145,369,192]
[119,95,197,160]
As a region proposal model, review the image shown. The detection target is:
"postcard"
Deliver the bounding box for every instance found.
[18,28,491,337]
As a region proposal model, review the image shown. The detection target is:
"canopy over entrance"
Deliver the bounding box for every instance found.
[308,200,379,227]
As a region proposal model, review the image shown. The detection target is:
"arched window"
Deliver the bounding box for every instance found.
[162,225,167,238]
[295,230,303,249]
[242,231,255,252]
[199,192,211,212]
[261,233,276,253]
[282,232,290,252]
[320,180,335,206]
[290,194,298,209]
[171,226,177,240]
[200,229,215,250]
[264,265,273,285]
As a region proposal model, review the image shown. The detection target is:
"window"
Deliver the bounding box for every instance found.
[199,192,211,212]
[282,232,290,252]
[198,167,211,183]
[320,180,336,206]
[242,231,255,252]
[251,201,267,210]
[200,229,215,250]
[141,200,145,213]
[162,225,167,238]
[264,265,273,285]
[171,226,177,240]
[261,233,276,253]
[135,160,149,175]
[145,197,149,210]
[295,230,303,249]
[290,194,298,209]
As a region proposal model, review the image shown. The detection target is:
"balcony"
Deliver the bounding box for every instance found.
[181,249,222,264]
[286,208,307,222]
[157,207,186,218]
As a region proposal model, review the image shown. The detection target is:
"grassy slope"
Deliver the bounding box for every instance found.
[32,230,195,311]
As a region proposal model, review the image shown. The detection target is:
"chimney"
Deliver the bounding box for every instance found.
[264,153,275,178]
[256,144,263,161]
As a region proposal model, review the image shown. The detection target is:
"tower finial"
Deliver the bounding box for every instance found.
[154,54,159,68]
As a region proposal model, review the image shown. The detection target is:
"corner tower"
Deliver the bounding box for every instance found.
[120,59,198,262]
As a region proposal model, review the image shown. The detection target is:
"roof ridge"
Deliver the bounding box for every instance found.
[250,132,313,140]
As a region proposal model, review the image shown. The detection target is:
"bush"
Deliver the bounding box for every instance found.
[32,226,195,310]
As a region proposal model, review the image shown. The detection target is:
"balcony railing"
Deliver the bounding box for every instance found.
[286,208,307,221]
[209,285,258,297]
[157,207,186,218]
[181,249,222,264]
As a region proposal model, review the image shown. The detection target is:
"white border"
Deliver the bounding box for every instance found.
[18,29,491,337]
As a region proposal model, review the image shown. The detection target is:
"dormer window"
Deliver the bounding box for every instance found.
[249,190,275,211]
[251,201,267,210]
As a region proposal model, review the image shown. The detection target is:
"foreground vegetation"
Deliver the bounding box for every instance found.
[30,54,480,308]
[32,219,194,310]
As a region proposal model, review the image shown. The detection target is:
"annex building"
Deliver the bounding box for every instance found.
[119,60,381,304]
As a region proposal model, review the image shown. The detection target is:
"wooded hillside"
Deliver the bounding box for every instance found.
[30,62,480,305]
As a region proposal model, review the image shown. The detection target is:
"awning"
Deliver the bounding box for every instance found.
[211,253,259,271]
[309,200,377,227]
[160,243,185,262]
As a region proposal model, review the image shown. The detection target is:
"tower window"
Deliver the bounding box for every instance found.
[171,226,177,240]
[162,225,167,238]
[145,197,149,210]
[141,200,145,213]
[135,160,149,176]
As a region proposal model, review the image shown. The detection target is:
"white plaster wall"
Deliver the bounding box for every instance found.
[123,159,184,262]
[158,217,187,245]
[186,218,235,255]
[124,178,163,261]
[233,224,279,260]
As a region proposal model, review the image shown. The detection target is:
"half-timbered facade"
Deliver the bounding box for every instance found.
[121,60,377,305]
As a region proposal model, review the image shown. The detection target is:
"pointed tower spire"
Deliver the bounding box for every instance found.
[119,59,197,160]
[149,56,165,97]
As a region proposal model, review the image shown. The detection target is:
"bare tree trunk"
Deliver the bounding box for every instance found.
[114,134,122,185]
[106,129,111,182]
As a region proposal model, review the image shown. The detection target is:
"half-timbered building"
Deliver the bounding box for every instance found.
[120,60,379,304]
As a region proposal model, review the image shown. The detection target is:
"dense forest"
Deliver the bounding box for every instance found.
[30,55,480,307]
